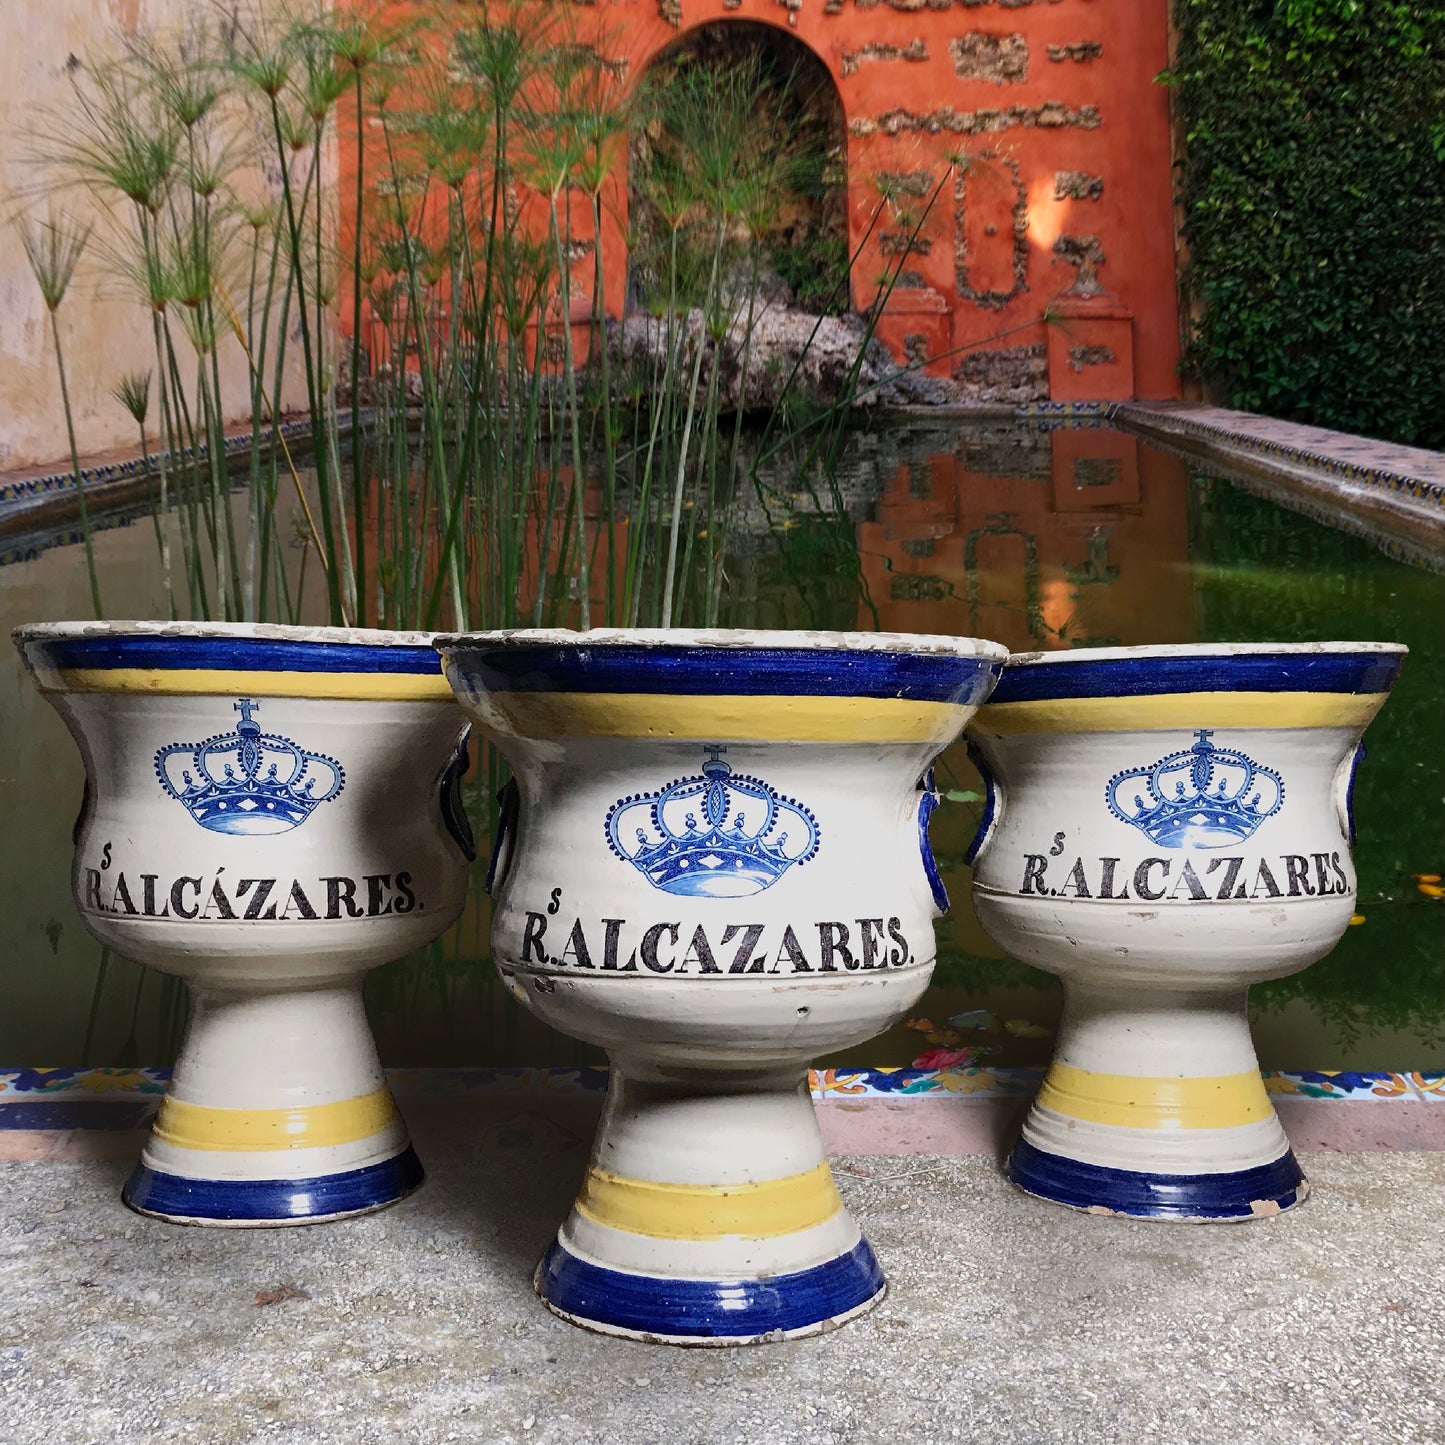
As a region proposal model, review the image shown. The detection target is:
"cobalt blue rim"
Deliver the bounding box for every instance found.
[445,645,1003,704]
[21,635,442,676]
[987,650,1404,705]
[121,1146,425,1222]
[1006,1139,1306,1219]
[537,1237,885,1338]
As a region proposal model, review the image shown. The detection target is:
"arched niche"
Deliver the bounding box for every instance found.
[625,20,849,316]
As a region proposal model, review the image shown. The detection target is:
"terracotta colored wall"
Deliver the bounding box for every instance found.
[344,0,1181,405]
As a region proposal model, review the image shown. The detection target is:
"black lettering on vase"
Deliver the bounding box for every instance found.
[139,874,168,917]
[678,924,721,974]
[365,874,393,917]
[1282,855,1315,897]
[1099,858,1129,900]
[772,926,812,973]
[393,872,417,913]
[1250,859,1283,898]
[521,911,549,964]
[237,878,278,920]
[817,922,857,971]
[640,922,679,973]
[1020,855,1049,895]
[1133,858,1171,902]
[170,877,202,919]
[111,874,140,916]
[560,918,595,968]
[601,918,636,972]
[720,923,766,974]
[324,876,365,920]
[858,917,888,969]
[200,877,236,920]
[1204,856,1246,900]
[887,917,909,966]
[1167,859,1209,902]
[279,881,318,921]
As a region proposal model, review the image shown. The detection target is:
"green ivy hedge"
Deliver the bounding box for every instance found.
[1169,0,1445,447]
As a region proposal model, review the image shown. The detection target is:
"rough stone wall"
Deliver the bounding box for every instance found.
[948,32,1028,83]
[0,0,303,471]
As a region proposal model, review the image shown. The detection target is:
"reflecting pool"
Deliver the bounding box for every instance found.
[2,421,1441,1071]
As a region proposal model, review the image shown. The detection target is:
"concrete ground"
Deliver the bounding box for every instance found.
[2,1144,1441,1445]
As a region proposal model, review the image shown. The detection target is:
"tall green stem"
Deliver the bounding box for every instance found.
[49,312,103,619]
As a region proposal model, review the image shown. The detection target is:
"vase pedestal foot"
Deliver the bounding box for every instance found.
[1006,1139,1307,1222]
[122,1147,425,1227]
[1006,982,1308,1222]
[534,1062,886,1344]
[535,1236,886,1345]
[123,981,423,1227]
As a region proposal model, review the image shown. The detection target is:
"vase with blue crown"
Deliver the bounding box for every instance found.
[437,627,1006,1344]
[963,641,1406,1221]
[14,621,474,1226]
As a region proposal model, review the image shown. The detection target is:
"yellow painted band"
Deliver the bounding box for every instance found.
[152,1087,401,1152]
[970,690,1387,735]
[48,668,454,701]
[1038,1063,1274,1130]
[573,1162,844,1241]
[466,690,967,743]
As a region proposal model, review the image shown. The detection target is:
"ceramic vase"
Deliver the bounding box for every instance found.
[965,642,1406,1221]
[437,628,1006,1343]
[15,622,475,1226]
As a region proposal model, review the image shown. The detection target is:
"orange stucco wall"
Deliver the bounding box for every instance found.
[343,0,1181,403]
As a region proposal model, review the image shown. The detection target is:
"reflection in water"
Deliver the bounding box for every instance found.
[1,422,1440,1070]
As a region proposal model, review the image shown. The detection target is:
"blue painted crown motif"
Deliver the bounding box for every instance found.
[154,699,345,835]
[1106,729,1284,849]
[606,745,820,898]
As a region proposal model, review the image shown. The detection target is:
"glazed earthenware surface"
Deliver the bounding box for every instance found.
[439,626,1004,1339]
[966,640,1406,1219]
[12,621,472,1223]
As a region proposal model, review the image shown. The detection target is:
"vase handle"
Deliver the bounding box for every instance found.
[440,727,477,861]
[962,738,1002,866]
[486,777,521,897]
[916,769,950,916]
[1335,741,1367,846]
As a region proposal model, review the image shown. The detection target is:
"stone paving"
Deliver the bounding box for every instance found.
[3,1148,1441,1445]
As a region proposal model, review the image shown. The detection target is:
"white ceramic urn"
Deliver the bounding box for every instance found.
[965,642,1406,1221]
[15,622,475,1225]
[437,628,1006,1343]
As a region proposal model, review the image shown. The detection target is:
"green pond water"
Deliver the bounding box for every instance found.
[1,420,1441,1073]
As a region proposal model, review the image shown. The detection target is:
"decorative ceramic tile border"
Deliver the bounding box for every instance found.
[1,1066,1440,1127]
[1115,403,1445,514]
[809,1068,1445,1100]
[0,418,323,512]
[1011,401,1113,432]
[0,1067,171,1096]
